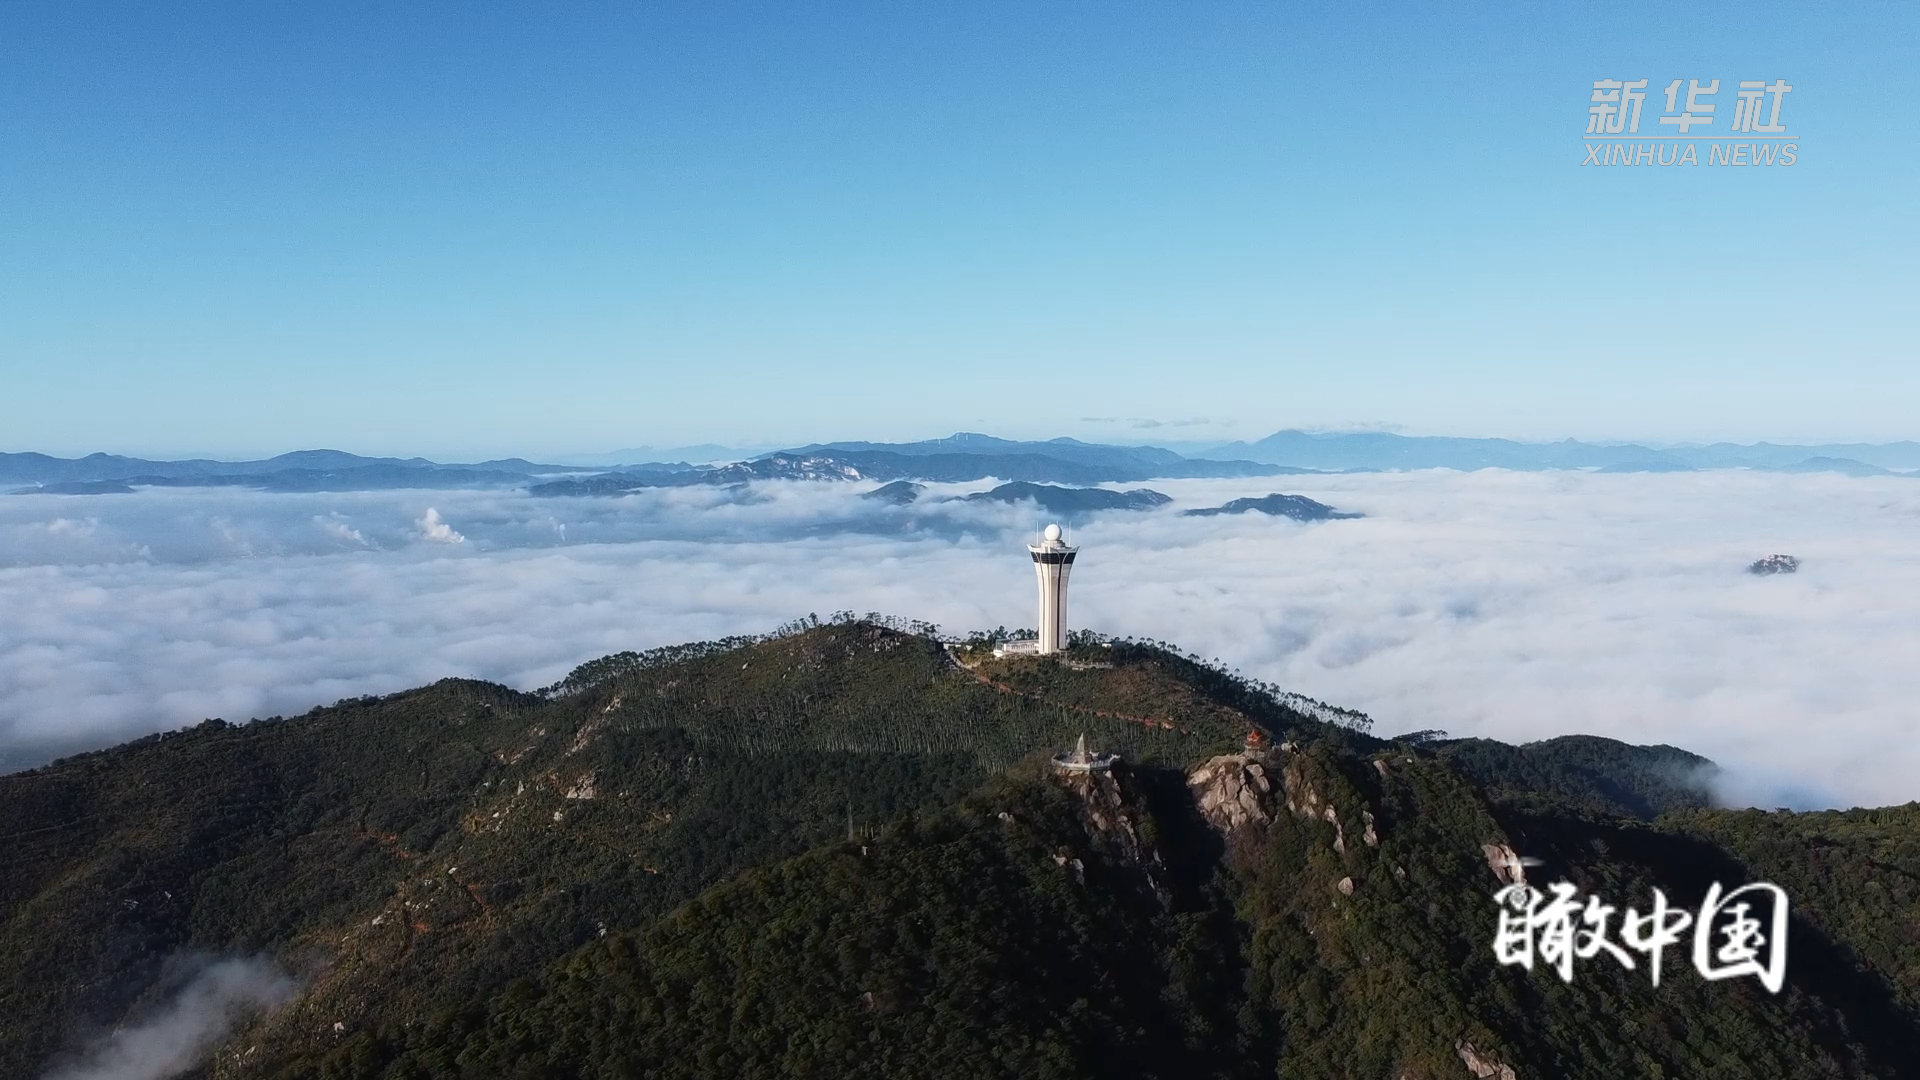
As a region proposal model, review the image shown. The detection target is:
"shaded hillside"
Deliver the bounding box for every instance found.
[308,768,1249,1080]
[1429,735,1716,819]
[0,624,1267,1077]
[1673,804,1920,1020]
[288,745,1920,1080]
[5,622,1918,1079]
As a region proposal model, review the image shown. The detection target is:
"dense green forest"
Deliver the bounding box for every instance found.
[3,620,1917,1078]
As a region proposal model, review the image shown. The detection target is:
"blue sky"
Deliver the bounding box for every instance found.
[2,2,1915,459]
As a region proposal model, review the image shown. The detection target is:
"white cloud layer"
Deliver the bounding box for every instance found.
[2,472,1917,809]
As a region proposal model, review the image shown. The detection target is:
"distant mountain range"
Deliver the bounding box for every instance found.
[6,431,1916,496]
[0,449,606,492]
[855,481,1366,523]
[1195,430,1920,473]
[528,444,1284,497]
[553,443,770,466]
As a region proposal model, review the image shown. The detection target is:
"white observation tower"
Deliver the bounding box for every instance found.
[1029,523,1077,654]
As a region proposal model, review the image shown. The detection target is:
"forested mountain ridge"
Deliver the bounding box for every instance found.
[1,624,1260,1077]
[3,622,1917,1079]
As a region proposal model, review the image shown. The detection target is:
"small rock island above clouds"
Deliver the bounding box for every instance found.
[1182,493,1362,521]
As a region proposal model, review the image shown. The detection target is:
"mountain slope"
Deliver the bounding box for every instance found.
[1429,734,1716,819]
[286,742,1920,1080]
[5,623,1919,1079]
[321,768,1246,1080]
[0,625,1262,1077]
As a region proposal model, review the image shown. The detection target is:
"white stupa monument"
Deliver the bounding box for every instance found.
[1052,732,1118,774]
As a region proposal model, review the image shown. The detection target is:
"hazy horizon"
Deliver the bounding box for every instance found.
[9,425,1920,467]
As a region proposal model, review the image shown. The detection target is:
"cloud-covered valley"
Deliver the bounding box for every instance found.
[3,472,1917,809]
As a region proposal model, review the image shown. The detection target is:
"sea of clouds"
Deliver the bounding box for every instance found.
[3,471,1917,809]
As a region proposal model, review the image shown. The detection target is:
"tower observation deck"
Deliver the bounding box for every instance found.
[1028,523,1077,654]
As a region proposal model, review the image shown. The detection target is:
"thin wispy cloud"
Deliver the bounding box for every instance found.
[40,956,297,1080]
[314,513,368,547]
[1,472,1916,809]
[1078,417,1218,430]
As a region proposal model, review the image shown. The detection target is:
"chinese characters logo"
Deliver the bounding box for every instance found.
[1583,78,1796,166]
[1494,879,1789,992]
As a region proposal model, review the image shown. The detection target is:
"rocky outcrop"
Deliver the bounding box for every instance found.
[562,770,598,801]
[1323,804,1346,854]
[1188,752,1278,833]
[1193,750,1387,868]
[1456,1039,1518,1080]
[567,709,613,756]
[1280,759,1323,817]
[1056,768,1170,906]
[1482,843,1525,887]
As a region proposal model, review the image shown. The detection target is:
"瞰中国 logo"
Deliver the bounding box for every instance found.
[1493,875,1789,992]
